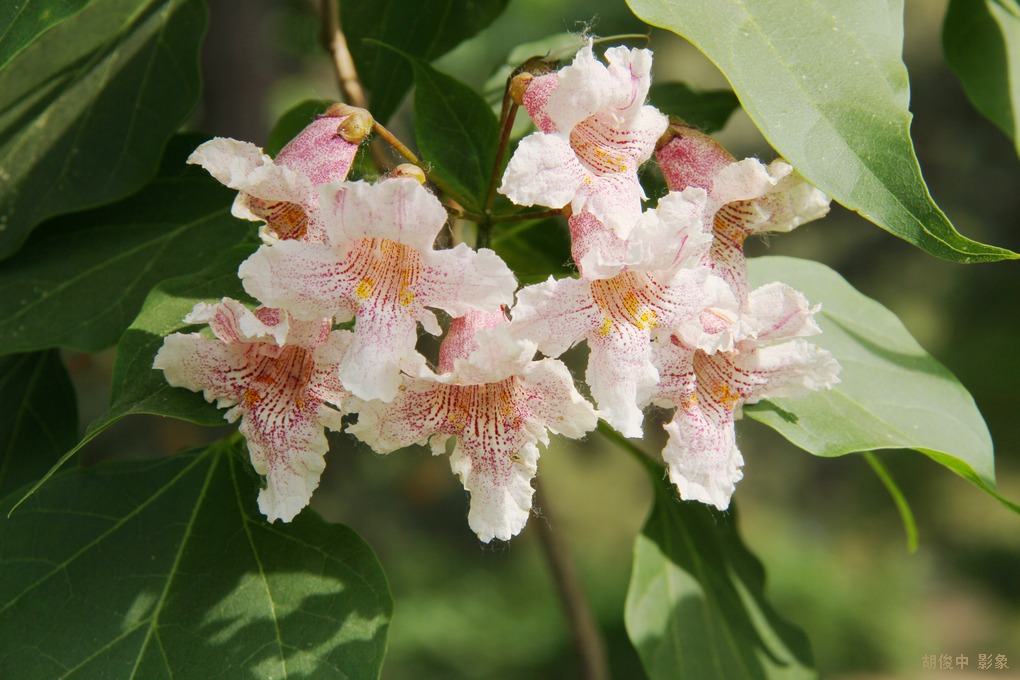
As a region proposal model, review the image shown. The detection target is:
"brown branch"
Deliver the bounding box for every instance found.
[319,0,390,171]
[320,0,367,108]
[533,478,610,680]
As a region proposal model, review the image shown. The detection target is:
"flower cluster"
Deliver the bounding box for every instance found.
[155,41,839,541]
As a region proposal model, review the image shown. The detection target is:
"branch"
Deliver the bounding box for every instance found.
[533,478,610,680]
[319,0,390,171]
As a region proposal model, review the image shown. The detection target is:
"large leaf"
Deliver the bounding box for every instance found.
[0,134,250,356]
[0,351,77,499]
[625,468,815,680]
[10,244,256,513]
[0,437,392,679]
[0,0,92,69]
[627,0,1017,263]
[408,55,499,211]
[0,0,206,260]
[338,0,507,124]
[944,0,1020,156]
[648,82,741,133]
[744,256,1014,511]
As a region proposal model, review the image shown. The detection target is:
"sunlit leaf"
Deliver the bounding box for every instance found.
[625,467,815,680]
[0,437,392,679]
[0,0,205,260]
[0,134,251,355]
[744,256,1016,512]
[627,0,1017,262]
[338,0,508,124]
[0,0,92,68]
[648,82,740,133]
[0,351,76,498]
[944,0,1020,156]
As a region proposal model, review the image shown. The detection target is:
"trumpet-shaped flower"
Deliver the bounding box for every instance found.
[499,42,668,238]
[153,299,351,522]
[189,104,373,243]
[656,124,831,299]
[648,290,840,510]
[239,177,517,402]
[511,245,731,437]
[348,310,597,543]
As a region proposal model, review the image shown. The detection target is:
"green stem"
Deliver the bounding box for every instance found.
[863,452,919,553]
[373,121,475,209]
[484,92,519,215]
[490,208,565,224]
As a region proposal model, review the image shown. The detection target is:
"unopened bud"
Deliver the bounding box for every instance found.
[338,110,374,143]
[508,73,533,106]
[390,164,426,184]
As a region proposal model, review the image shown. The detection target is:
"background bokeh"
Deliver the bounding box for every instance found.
[69,0,1020,677]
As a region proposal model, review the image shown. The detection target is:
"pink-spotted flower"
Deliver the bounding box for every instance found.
[239,177,517,403]
[153,299,351,523]
[189,104,373,243]
[647,285,840,509]
[348,309,597,543]
[499,42,668,240]
[510,200,731,437]
[656,123,831,300]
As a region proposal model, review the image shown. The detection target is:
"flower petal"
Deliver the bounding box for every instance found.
[510,276,599,357]
[662,406,744,511]
[586,325,659,437]
[449,431,538,543]
[418,244,517,317]
[498,133,586,209]
[322,177,448,251]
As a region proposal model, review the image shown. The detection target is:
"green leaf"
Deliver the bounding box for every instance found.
[627,0,1017,263]
[0,351,77,499]
[0,0,206,260]
[625,472,816,680]
[338,0,508,124]
[0,134,251,356]
[0,0,92,69]
[0,437,392,679]
[744,256,1016,512]
[408,55,499,211]
[944,0,1020,156]
[648,82,741,133]
[10,243,256,515]
[491,217,573,284]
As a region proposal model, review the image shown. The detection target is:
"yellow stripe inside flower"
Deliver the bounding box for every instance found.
[247,197,309,240]
[348,238,422,308]
[590,272,662,332]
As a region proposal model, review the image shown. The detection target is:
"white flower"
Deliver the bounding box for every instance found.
[239,177,517,402]
[348,310,597,543]
[499,42,668,239]
[648,297,840,510]
[656,124,831,299]
[189,104,372,243]
[511,264,732,438]
[153,299,351,522]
